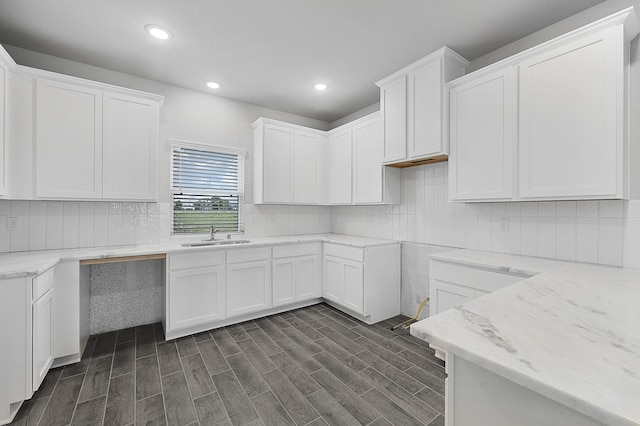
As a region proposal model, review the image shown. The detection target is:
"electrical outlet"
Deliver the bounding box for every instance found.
[7,217,21,231]
[500,218,510,232]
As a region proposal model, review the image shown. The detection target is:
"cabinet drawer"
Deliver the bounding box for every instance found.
[33,267,55,301]
[324,244,363,262]
[227,247,271,264]
[273,243,319,258]
[430,260,527,293]
[170,250,225,270]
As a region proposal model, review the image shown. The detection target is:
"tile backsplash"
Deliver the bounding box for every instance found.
[0,200,331,253]
[331,162,640,269]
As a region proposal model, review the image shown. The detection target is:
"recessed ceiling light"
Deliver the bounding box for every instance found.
[145,24,172,40]
[314,83,328,91]
[206,81,221,89]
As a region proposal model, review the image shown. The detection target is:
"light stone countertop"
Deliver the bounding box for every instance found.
[0,233,398,278]
[411,249,640,426]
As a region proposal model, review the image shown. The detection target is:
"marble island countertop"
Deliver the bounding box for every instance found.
[0,233,398,278]
[411,249,640,426]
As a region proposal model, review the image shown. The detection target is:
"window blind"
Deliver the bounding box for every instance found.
[171,144,245,234]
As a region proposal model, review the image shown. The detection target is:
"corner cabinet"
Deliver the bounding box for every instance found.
[35,77,162,201]
[272,243,321,306]
[327,113,400,205]
[252,118,325,205]
[448,8,638,202]
[322,242,401,324]
[376,47,468,167]
[254,113,399,205]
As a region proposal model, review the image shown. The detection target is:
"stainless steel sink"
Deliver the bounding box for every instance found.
[181,239,251,247]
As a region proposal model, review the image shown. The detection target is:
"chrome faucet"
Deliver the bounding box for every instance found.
[210,225,219,241]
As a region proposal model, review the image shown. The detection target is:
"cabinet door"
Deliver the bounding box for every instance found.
[168,266,226,331]
[449,67,517,201]
[103,92,159,201]
[227,260,271,317]
[32,288,54,392]
[293,130,321,204]
[272,258,295,307]
[0,62,5,196]
[328,130,353,205]
[296,255,320,300]
[342,260,364,315]
[353,118,383,203]
[262,124,293,203]
[36,79,103,199]
[409,59,443,158]
[323,256,344,303]
[430,279,475,315]
[381,76,407,162]
[519,27,621,199]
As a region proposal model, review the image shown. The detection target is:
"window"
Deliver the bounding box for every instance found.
[171,141,245,234]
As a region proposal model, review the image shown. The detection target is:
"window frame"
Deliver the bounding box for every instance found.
[169,139,246,236]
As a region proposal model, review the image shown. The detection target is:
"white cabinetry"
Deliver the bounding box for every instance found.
[327,128,353,204]
[103,92,158,200]
[429,260,527,317]
[376,47,468,167]
[447,9,638,202]
[448,67,517,201]
[322,242,400,324]
[518,26,623,199]
[0,47,11,197]
[327,113,400,205]
[253,118,325,204]
[226,247,272,317]
[272,243,321,306]
[35,77,162,201]
[167,251,226,334]
[36,79,103,199]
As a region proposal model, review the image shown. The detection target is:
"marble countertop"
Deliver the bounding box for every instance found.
[0,233,398,278]
[411,249,640,426]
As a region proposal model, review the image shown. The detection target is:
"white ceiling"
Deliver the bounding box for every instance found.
[0,0,604,123]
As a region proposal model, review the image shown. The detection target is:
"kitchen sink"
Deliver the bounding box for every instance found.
[181,239,251,247]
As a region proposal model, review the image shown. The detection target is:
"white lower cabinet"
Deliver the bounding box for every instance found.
[272,243,321,306]
[32,288,54,392]
[322,242,400,324]
[226,247,272,318]
[167,251,226,334]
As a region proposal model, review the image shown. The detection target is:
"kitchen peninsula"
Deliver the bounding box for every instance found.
[411,249,640,426]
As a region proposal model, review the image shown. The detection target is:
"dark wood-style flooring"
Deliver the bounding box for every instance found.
[10,303,445,426]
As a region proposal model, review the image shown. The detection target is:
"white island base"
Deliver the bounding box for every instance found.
[445,353,606,426]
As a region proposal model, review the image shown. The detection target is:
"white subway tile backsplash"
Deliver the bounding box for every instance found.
[520,202,538,217]
[598,218,623,266]
[46,215,64,250]
[576,200,598,217]
[537,201,557,217]
[576,218,598,264]
[29,215,47,251]
[599,200,624,218]
[0,200,10,215]
[556,218,577,261]
[94,215,109,247]
[623,217,640,268]
[537,217,556,259]
[78,215,95,248]
[63,214,79,249]
[46,201,64,216]
[63,202,79,216]
[556,201,577,217]
[10,200,29,216]
[520,217,538,257]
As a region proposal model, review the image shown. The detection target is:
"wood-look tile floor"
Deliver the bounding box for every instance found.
[11,303,445,426]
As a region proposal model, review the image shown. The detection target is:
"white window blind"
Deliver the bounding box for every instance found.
[171,143,245,234]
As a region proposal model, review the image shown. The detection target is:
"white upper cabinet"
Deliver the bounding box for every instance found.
[518,26,622,200]
[253,118,325,204]
[327,113,400,205]
[103,92,159,201]
[327,128,353,205]
[35,76,163,201]
[376,47,468,168]
[447,8,638,202]
[36,79,103,199]
[0,47,10,197]
[449,66,517,201]
[254,114,398,206]
[292,129,323,204]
